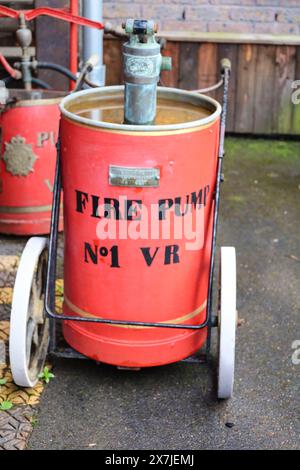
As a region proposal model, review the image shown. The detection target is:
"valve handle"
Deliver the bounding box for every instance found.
[0,6,104,29]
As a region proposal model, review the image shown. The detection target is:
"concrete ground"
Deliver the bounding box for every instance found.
[2,137,300,449]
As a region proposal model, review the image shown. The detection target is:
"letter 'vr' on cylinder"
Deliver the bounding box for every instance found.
[122,18,172,125]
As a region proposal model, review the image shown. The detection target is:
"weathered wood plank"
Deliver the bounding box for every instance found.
[102,37,300,135]
[157,31,300,47]
[235,44,258,133]
[273,45,296,134]
[291,47,300,135]
[178,42,198,90]
[197,42,218,98]
[217,43,238,133]
[254,45,276,134]
[0,46,35,57]
[103,38,123,86]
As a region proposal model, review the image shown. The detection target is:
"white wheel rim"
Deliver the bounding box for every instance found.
[9,237,49,387]
[218,246,237,399]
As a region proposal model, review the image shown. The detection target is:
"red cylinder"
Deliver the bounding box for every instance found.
[60,86,221,367]
[0,90,64,235]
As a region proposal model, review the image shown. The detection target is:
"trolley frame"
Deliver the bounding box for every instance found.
[44,64,231,365]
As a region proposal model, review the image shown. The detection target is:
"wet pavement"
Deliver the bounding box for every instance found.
[1,137,300,449]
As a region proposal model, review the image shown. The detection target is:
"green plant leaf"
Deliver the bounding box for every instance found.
[0,401,13,411]
[31,417,38,428]
[38,366,55,383]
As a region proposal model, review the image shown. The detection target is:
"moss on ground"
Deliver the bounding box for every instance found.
[225,137,300,163]
[222,137,300,220]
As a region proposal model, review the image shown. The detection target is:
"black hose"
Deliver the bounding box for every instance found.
[6,62,99,90]
[1,74,51,90]
[36,61,102,89]
[31,77,52,89]
[83,76,99,88]
[36,62,76,82]
[1,76,13,85]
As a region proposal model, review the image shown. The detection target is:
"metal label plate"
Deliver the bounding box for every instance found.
[109,165,160,188]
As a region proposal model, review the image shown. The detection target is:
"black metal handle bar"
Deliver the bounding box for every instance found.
[204,61,231,352]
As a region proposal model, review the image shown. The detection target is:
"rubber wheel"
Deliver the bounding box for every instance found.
[9,237,49,387]
[217,246,237,399]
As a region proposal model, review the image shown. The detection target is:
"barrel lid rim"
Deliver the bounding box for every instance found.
[59,85,222,132]
[5,89,65,108]
[13,97,63,107]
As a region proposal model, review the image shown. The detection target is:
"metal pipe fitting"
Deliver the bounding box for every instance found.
[122,19,171,125]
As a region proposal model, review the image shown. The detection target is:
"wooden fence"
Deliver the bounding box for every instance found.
[1,10,300,136]
[104,35,300,136]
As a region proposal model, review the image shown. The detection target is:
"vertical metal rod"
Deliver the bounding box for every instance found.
[206,66,230,355]
[83,0,105,86]
[47,134,62,353]
[69,0,79,90]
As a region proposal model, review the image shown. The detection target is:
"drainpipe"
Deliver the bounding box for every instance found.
[82,0,105,86]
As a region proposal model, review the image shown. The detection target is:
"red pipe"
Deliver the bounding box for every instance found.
[0,6,104,30]
[69,0,78,90]
[0,5,19,18]
[0,54,21,79]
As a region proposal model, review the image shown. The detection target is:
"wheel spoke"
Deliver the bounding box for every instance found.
[26,318,35,366]
[32,326,39,347]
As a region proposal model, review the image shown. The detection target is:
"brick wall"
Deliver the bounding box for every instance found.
[103,0,300,35]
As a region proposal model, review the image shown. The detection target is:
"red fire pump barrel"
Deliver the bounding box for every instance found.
[0,90,64,235]
[60,86,221,367]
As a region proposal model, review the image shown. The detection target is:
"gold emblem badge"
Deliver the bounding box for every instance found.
[3,135,38,176]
